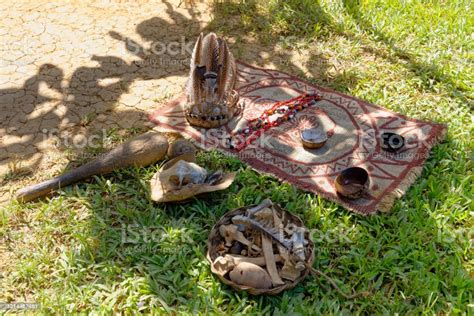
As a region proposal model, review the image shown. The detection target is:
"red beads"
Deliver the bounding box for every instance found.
[227,92,323,151]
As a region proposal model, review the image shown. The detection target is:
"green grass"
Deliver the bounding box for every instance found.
[1,0,473,314]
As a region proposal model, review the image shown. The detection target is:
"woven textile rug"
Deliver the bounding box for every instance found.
[149,61,447,215]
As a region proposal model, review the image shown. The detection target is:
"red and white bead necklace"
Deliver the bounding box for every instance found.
[227,92,323,151]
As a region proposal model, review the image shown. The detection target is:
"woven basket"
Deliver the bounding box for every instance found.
[185,90,241,129]
[207,204,314,295]
[185,113,232,129]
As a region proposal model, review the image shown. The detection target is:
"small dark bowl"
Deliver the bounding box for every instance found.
[300,128,328,149]
[381,132,405,153]
[335,167,369,199]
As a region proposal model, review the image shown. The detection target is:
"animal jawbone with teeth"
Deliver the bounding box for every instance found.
[185,32,241,128]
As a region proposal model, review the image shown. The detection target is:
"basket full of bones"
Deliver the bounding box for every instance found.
[207,199,314,295]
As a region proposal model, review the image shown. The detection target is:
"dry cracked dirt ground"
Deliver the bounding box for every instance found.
[0,0,215,204]
[0,0,337,204]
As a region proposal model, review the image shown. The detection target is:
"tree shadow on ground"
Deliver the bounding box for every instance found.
[0,0,202,185]
[76,1,470,313]
[73,145,472,313]
[1,0,471,313]
[207,0,335,85]
[340,0,472,109]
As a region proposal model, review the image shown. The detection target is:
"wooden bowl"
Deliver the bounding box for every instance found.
[335,167,369,199]
[207,204,314,295]
[381,132,405,153]
[300,128,328,149]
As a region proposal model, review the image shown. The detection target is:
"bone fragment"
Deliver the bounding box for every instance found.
[273,209,301,281]
[213,254,284,275]
[254,208,274,226]
[247,199,273,217]
[262,235,285,286]
[213,256,235,276]
[291,227,307,263]
[280,261,302,281]
[219,224,261,251]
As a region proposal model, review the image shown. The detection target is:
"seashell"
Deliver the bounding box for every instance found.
[229,262,273,289]
[300,128,328,149]
[335,167,369,199]
[381,132,405,153]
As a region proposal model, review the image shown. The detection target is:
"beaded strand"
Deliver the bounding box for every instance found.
[227,92,323,151]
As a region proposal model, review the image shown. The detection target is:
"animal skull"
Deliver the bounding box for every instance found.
[159,160,207,191]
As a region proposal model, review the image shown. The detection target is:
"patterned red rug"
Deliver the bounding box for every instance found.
[149,61,447,215]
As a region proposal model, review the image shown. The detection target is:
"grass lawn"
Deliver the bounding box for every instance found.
[1,0,473,314]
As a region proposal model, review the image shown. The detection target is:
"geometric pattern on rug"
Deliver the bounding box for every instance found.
[150,61,447,215]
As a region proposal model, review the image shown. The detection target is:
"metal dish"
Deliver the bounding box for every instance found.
[300,128,328,149]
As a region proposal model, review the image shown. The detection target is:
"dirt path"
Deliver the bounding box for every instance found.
[0,0,336,205]
[0,0,214,203]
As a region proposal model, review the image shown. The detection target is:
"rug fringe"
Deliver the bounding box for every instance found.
[150,79,449,215]
[174,129,449,215]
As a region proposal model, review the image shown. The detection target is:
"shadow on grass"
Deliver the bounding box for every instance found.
[2,0,472,313]
[340,0,472,109]
[70,140,472,313]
